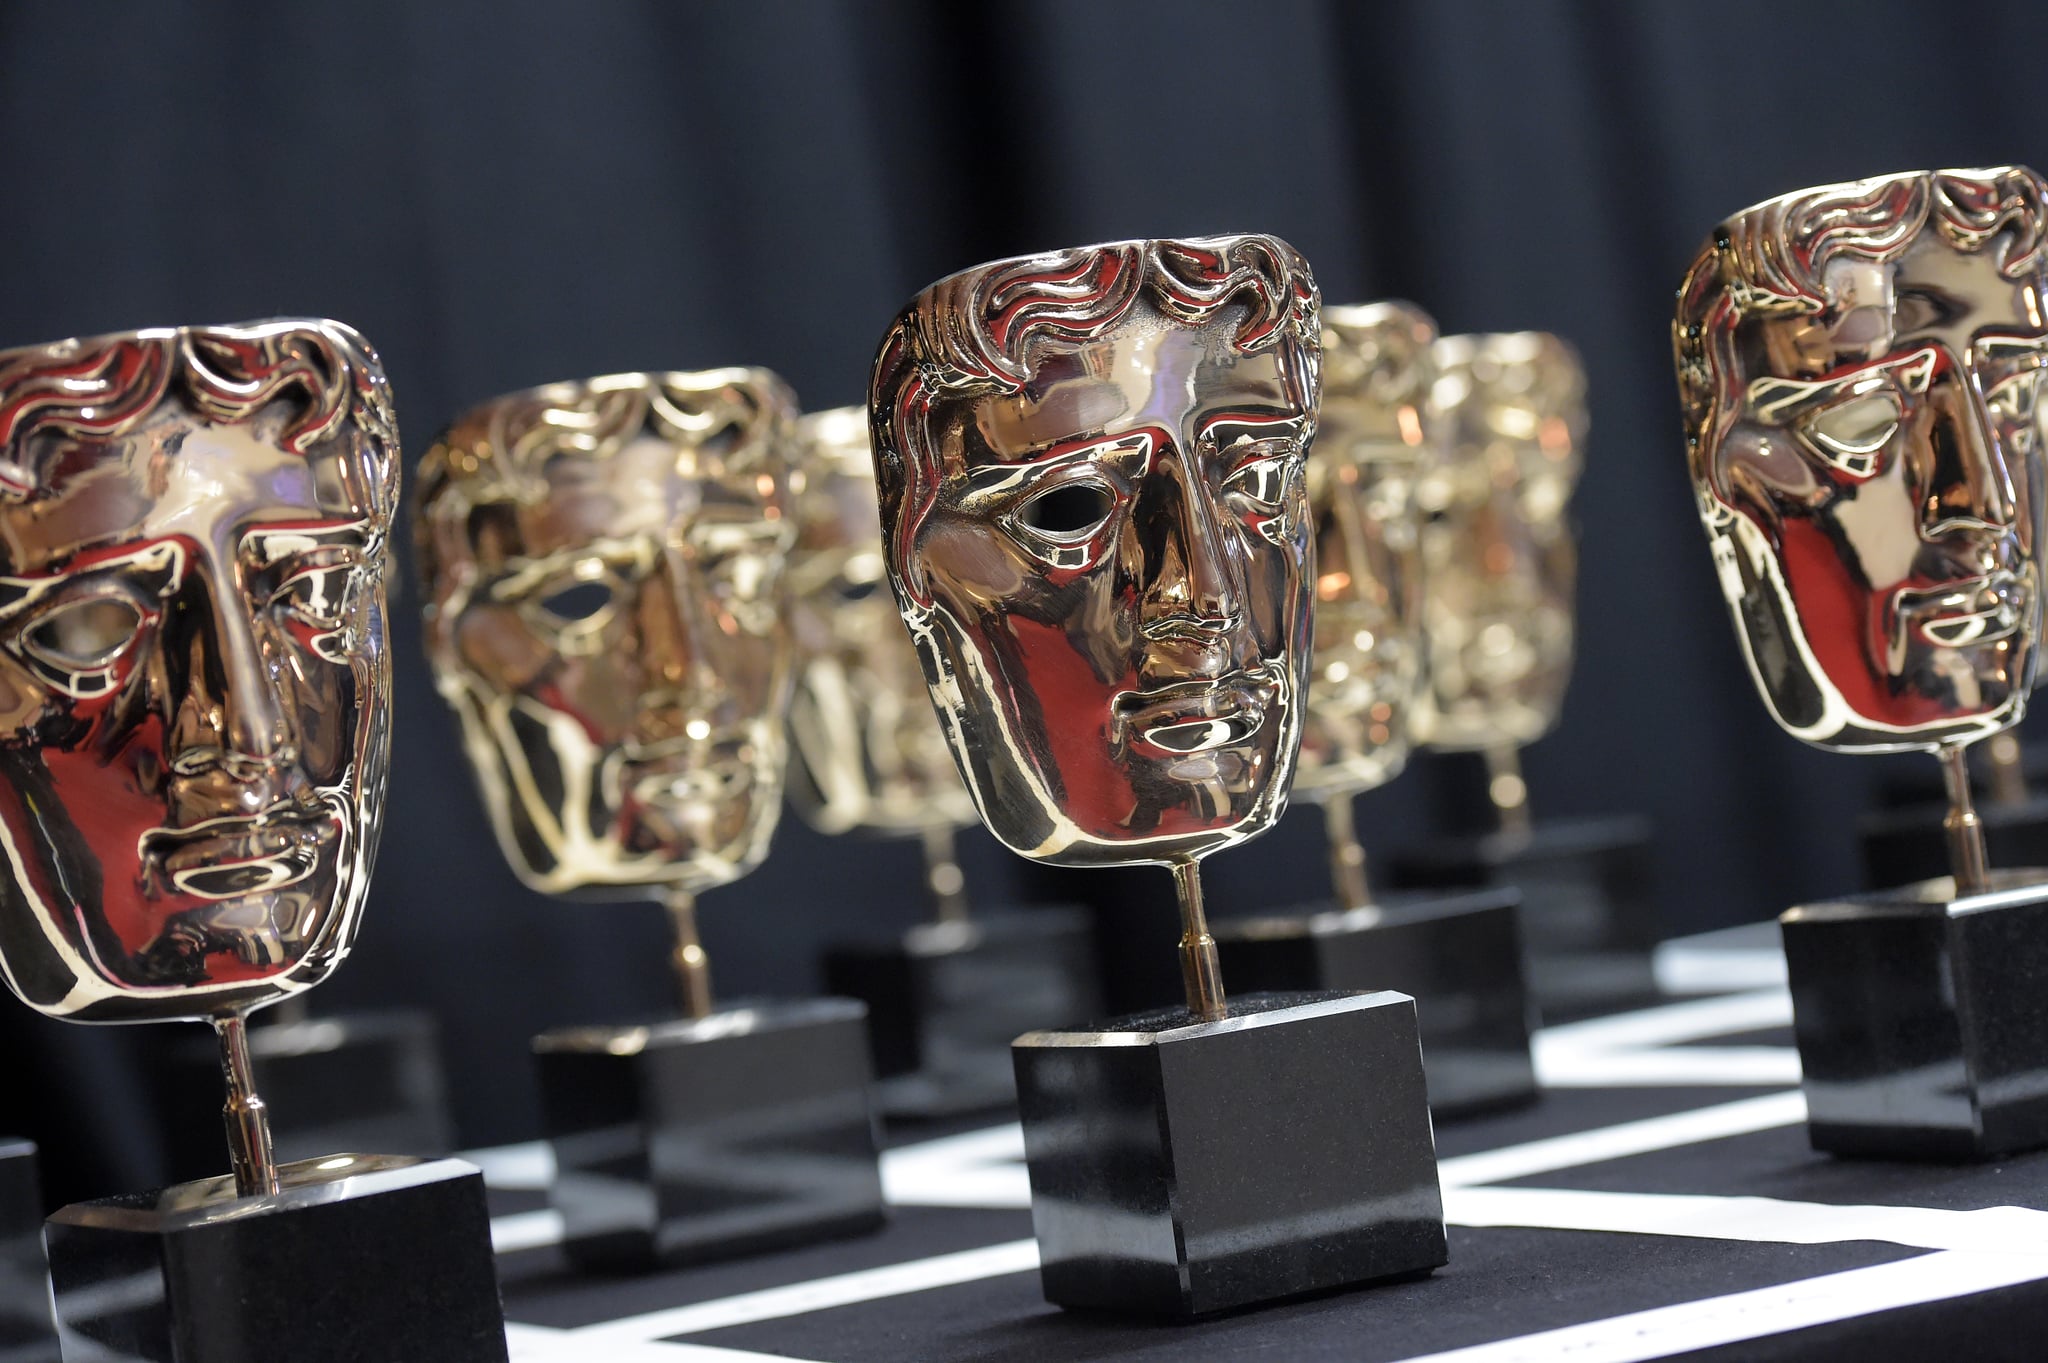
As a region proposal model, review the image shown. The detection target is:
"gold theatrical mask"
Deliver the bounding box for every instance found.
[1420,332,1586,832]
[1675,166,2048,890]
[1298,302,1440,910]
[0,320,399,1197]
[787,406,979,920]
[416,370,798,1015]
[869,234,1321,1019]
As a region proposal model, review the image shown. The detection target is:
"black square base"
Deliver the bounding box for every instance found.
[1012,991,1446,1317]
[535,997,886,1271]
[0,1140,54,1363]
[1213,889,1537,1119]
[1782,872,2048,1160]
[1858,796,2048,891]
[45,1154,506,1363]
[1389,814,1658,1018]
[822,907,1101,1118]
[158,1008,455,1184]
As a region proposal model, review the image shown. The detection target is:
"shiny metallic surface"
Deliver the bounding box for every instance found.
[0,320,399,1029]
[869,235,1322,1018]
[1674,166,2048,756]
[1296,302,1438,805]
[786,406,978,848]
[415,369,799,904]
[1420,332,1585,766]
[869,235,1321,871]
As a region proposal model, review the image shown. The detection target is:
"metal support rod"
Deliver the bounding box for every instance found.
[666,889,715,1020]
[1941,744,1991,896]
[1170,858,1228,1022]
[214,1012,279,1199]
[1985,731,2029,808]
[1484,743,1533,838]
[1324,794,1374,912]
[921,823,971,926]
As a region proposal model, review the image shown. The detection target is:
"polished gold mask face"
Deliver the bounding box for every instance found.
[1419,332,1585,752]
[869,235,1322,869]
[786,406,975,837]
[1295,302,1439,801]
[416,370,798,898]
[0,321,398,1024]
[1676,167,2048,752]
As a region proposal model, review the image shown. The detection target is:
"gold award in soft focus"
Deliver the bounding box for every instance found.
[1419,332,1586,832]
[1674,166,2048,891]
[868,234,1322,1019]
[415,369,800,1016]
[1297,302,1440,909]
[786,406,979,920]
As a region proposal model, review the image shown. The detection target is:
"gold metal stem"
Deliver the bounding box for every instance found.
[1324,794,1374,911]
[1985,731,2029,808]
[921,824,971,926]
[1170,859,1227,1022]
[1941,744,1991,896]
[214,1013,279,1199]
[1484,743,1533,837]
[666,889,715,1020]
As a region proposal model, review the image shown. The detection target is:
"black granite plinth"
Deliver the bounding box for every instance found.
[1858,796,2048,892]
[535,997,886,1271]
[1389,814,1659,1018]
[823,907,1100,1118]
[1012,991,1446,1316]
[158,1008,455,1184]
[1213,889,1537,1119]
[45,1154,505,1363]
[1782,872,2048,1160]
[0,1140,54,1363]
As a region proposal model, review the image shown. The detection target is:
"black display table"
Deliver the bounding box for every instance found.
[476,921,2048,1361]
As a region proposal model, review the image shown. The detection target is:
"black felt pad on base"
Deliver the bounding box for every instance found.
[45,1154,505,1363]
[535,997,887,1272]
[1390,814,1658,1018]
[1012,990,1446,1317]
[1783,871,2048,1160]
[823,908,1100,1118]
[1213,888,1537,1119]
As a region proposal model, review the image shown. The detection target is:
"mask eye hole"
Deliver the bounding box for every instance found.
[538,580,615,624]
[26,596,142,668]
[1800,392,1902,476]
[1016,481,1115,540]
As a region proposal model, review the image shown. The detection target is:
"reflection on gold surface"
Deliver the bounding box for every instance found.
[788,406,980,920]
[416,370,799,907]
[1674,166,2048,888]
[869,234,1322,1017]
[1420,332,1585,830]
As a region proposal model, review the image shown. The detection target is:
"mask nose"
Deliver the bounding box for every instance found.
[167,574,299,799]
[1920,369,2016,539]
[1141,447,1237,633]
[629,559,719,741]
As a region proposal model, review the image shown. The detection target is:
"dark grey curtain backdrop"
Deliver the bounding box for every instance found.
[2,0,2043,1201]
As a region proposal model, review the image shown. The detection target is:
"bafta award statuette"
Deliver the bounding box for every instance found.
[1212,302,1537,1118]
[0,321,506,1361]
[417,369,885,1269]
[1675,166,2048,1159]
[789,407,1100,1117]
[869,235,1446,1314]
[0,1138,53,1359]
[1388,330,1660,1014]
